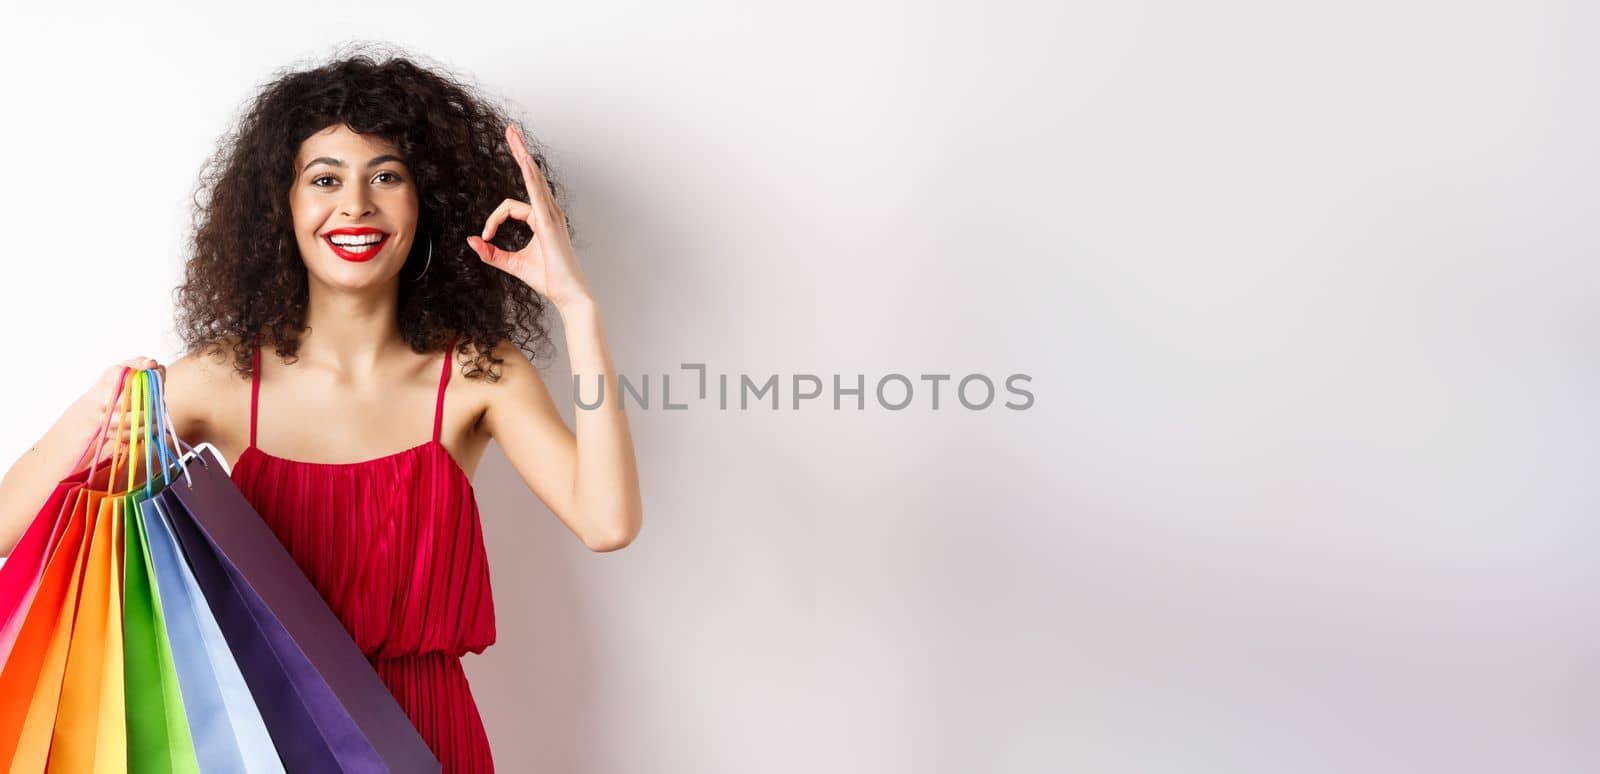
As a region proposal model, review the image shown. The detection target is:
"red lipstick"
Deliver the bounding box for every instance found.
[322,227,389,263]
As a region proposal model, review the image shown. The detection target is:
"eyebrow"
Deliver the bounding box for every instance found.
[302,154,406,173]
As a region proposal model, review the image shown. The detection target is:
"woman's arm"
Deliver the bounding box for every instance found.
[483,299,643,552]
[0,400,99,556]
[466,123,643,552]
[0,358,162,555]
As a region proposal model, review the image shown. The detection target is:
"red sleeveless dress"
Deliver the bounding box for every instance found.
[230,336,498,773]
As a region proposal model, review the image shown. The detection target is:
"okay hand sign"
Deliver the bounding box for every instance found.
[466,124,592,310]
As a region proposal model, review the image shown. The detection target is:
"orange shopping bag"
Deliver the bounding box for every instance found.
[0,367,143,772]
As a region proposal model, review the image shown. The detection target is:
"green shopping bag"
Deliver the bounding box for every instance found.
[121,371,199,773]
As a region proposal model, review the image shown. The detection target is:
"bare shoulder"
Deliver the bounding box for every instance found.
[456,336,546,390]
[453,336,555,432]
[165,335,251,443]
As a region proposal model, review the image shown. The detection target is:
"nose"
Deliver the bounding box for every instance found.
[339,181,375,218]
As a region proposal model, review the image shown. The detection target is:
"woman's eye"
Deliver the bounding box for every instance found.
[311,172,401,187]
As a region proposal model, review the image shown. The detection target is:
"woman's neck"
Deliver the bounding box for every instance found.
[299,275,405,374]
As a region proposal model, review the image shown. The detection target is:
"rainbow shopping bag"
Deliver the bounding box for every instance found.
[0,365,439,771]
[0,368,148,773]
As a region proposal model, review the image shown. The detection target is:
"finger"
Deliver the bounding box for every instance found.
[112,408,145,431]
[107,359,158,399]
[466,236,519,274]
[103,360,139,385]
[505,124,545,193]
[543,185,565,226]
[505,125,558,232]
[466,235,506,272]
[482,198,536,241]
[97,365,135,405]
[105,421,137,443]
[467,235,534,278]
[551,197,567,229]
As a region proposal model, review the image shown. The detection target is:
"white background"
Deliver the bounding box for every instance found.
[1,1,1595,772]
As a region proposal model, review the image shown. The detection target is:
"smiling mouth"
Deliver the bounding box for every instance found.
[324,233,389,262]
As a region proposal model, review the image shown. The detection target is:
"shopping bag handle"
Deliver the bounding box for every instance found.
[148,369,198,489]
[105,368,140,490]
[173,442,231,480]
[81,366,147,491]
[66,366,132,478]
[125,369,148,493]
[70,362,223,491]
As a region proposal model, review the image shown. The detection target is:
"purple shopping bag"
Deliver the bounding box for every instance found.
[159,445,440,773]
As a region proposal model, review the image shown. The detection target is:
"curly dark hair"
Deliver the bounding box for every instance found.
[174,42,567,381]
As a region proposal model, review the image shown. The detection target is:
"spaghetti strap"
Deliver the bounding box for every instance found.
[250,343,261,448]
[433,334,459,443]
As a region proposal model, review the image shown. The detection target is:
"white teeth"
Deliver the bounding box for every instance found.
[329,233,384,246]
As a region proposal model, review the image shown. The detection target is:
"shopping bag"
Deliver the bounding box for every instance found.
[124,497,199,769]
[0,489,97,770]
[140,370,283,774]
[143,495,285,774]
[3,362,438,772]
[52,371,172,773]
[0,457,103,664]
[0,367,140,771]
[48,478,127,773]
[161,445,441,773]
[0,371,129,662]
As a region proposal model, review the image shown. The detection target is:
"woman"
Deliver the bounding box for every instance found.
[0,48,644,771]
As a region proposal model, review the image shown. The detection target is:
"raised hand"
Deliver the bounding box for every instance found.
[465,124,593,310]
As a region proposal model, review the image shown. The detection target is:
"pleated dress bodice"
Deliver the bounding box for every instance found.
[228,335,498,773]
